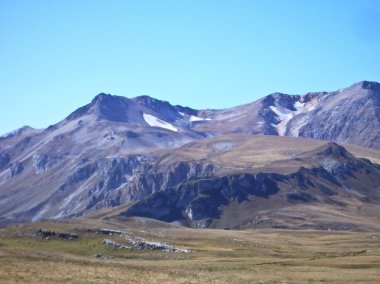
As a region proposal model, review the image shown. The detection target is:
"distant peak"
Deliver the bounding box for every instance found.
[19,125,34,131]
[91,93,113,104]
[262,92,300,110]
[0,125,35,139]
[351,81,380,90]
[90,93,131,107]
[317,142,348,156]
[132,95,173,109]
[271,92,290,97]
[298,142,352,160]
[132,95,167,105]
[134,95,155,100]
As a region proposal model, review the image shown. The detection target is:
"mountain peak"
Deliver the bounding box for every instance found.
[316,142,348,157]
[133,94,158,101]
[90,93,133,106]
[350,80,380,90]
[91,93,124,104]
[261,92,300,111]
[64,93,131,122]
[132,95,184,122]
[92,94,133,122]
[0,125,35,139]
[132,95,170,108]
[2,81,380,229]
[298,142,351,160]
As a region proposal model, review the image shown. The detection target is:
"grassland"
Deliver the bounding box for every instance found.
[0,217,379,283]
[155,134,380,174]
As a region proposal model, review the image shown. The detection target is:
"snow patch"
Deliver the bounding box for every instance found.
[293,101,303,110]
[269,106,296,136]
[270,100,317,136]
[189,115,212,122]
[143,113,178,132]
[185,207,193,220]
[289,99,318,136]
[177,111,212,122]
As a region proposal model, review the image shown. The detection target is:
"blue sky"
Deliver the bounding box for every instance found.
[1,0,380,134]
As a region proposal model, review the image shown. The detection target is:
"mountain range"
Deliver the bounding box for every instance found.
[1,80,380,230]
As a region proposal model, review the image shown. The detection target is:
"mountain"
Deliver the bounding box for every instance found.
[120,140,380,230]
[190,80,380,149]
[0,81,380,229]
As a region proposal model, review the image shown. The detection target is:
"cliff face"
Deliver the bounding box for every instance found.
[120,143,380,228]
[122,172,283,227]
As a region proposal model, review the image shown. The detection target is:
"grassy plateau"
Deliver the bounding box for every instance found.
[0,217,379,283]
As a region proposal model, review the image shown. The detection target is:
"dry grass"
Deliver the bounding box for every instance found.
[0,218,380,283]
[154,135,380,174]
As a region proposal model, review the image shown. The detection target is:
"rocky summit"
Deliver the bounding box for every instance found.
[0,81,380,230]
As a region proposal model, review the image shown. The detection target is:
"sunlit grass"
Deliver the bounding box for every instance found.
[0,219,379,283]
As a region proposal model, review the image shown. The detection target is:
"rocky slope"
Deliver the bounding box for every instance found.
[191,81,380,149]
[120,143,380,229]
[0,81,380,227]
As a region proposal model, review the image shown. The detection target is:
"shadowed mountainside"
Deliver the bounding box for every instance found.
[121,142,380,230]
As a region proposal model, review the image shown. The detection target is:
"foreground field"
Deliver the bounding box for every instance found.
[0,217,379,283]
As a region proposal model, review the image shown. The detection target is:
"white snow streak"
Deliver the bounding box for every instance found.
[270,100,317,136]
[189,115,212,122]
[269,106,296,136]
[143,113,178,132]
[177,111,212,122]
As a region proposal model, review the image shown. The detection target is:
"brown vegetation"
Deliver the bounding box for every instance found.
[0,217,379,283]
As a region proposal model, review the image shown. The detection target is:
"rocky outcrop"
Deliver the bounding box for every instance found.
[103,239,130,249]
[32,154,65,174]
[124,235,191,252]
[0,152,10,170]
[84,160,215,212]
[121,143,380,227]
[126,161,215,198]
[122,172,282,224]
[99,156,152,190]
[37,229,79,240]
[132,95,184,122]
[10,162,24,177]
[92,93,132,123]
[103,235,191,253]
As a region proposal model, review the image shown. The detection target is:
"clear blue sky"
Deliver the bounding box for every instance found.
[1,0,380,134]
